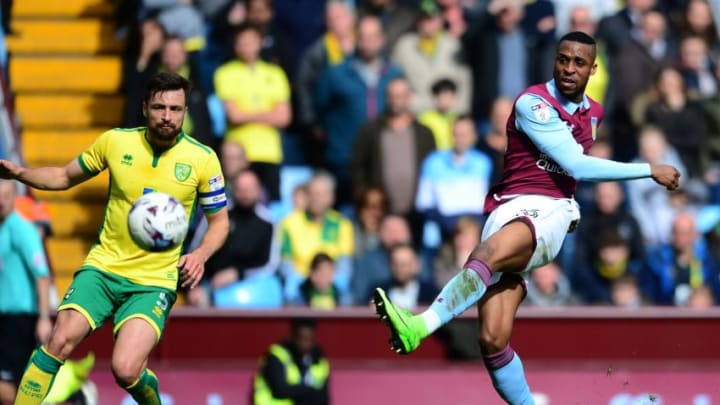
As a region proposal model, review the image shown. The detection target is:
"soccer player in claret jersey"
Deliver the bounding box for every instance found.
[372,32,680,404]
[0,72,230,405]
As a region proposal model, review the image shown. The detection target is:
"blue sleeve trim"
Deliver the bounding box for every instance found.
[199,188,225,198]
[202,201,227,211]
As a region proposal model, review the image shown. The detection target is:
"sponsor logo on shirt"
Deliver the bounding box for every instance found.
[531,102,551,122]
[208,175,223,191]
[536,153,569,176]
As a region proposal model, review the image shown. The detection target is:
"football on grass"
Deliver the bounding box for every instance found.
[128,192,188,251]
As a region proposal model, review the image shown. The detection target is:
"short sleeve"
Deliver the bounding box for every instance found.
[213,64,234,101]
[197,152,227,213]
[77,131,111,175]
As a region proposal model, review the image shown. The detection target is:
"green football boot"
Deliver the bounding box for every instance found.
[372,287,428,354]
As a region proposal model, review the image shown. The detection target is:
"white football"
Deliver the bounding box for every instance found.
[127,192,189,252]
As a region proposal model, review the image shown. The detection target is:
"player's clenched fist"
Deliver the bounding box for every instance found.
[651,164,681,191]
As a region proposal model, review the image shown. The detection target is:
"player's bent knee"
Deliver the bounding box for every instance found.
[111,360,144,387]
[46,330,79,360]
[477,329,510,354]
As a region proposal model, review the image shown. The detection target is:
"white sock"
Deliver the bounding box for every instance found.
[420,309,442,335]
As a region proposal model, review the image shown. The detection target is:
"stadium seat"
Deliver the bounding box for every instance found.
[212,275,284,309]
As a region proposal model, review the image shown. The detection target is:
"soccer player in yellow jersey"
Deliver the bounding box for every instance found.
[0,72,230,405]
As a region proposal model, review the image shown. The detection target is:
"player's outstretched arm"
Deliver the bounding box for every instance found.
[0,159,93,190]
[650,164,681,191]
[178,207,229,289]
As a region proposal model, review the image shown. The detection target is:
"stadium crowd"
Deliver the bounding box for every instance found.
[8,0,720,310]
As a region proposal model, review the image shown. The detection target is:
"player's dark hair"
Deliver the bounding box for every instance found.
[431,78,458,95]
[144,72,191,104]
[558,31,596,48]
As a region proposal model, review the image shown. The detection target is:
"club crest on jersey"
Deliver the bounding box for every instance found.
[531,102,550,122]
[174,163,192,182]
[591,116,598,140]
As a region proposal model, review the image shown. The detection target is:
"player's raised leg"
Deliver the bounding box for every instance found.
[112,318,161,405]
[477,275,533,405]
[15,309,90,404]
[373,219,534,353]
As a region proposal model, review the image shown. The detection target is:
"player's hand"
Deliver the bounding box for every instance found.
[177,251,206,289]
[651,164,681,191]
[0,159,20,179]
[36,317,53,345]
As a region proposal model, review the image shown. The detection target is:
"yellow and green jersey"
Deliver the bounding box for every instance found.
[77,127,226,291]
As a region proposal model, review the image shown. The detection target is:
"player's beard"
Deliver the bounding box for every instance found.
[148,122,182,148]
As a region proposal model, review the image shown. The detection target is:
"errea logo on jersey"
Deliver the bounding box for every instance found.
[121,154,133,166]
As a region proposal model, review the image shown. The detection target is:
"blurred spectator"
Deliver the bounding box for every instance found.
[314,15,404,205]
[418,78,459,151]
[432,216,481,289]
[610,10,677,161]
[377,242,439,310]
[596,0,658,60]
[279,171,354,303]
[143,0,205,50]
[292,253,350,309]
[415,115,492,237]
[215,22,292,201]
[462,0,554,122]
[552,0,618,36]
[161,35,216,147]
[187,170,276,307]
[0,180,52,404]
[643,212,720,305]
[350,77,436,245]
[1,0,12,35]
[701,65,720,201]
[687,285,716,309]
[574,181,645,273]
[437,0,475,38]
[567,4,609,104]
[574,229,644,304]
[291,182,309,212]
[296,0,356,166]
[677,0,718,56]
[644,66,707,179]
[220,140,250,204]
[610,274,646,308]
[481,96,512,181]
[525,261,578,307]
[121,17,166,128]
[252,318,330,405]
[391,0,472,114]
[273,0,328,71]
[353,186,389,256]
[677,35,717,98]
[626,126,688,247]
[352,214,416,304]
[245,0,294,74]
[521,0,557,48]
[13,194,52,239]
[358,0,418,54]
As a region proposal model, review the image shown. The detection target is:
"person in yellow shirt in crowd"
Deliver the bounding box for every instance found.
[419,78,459,151]
[279,171,353,304]
[214,22,292,202]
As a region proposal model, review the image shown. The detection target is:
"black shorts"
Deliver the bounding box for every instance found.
[0,314,38,383]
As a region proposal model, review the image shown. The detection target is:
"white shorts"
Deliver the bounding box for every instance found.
[482,194,580,274]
